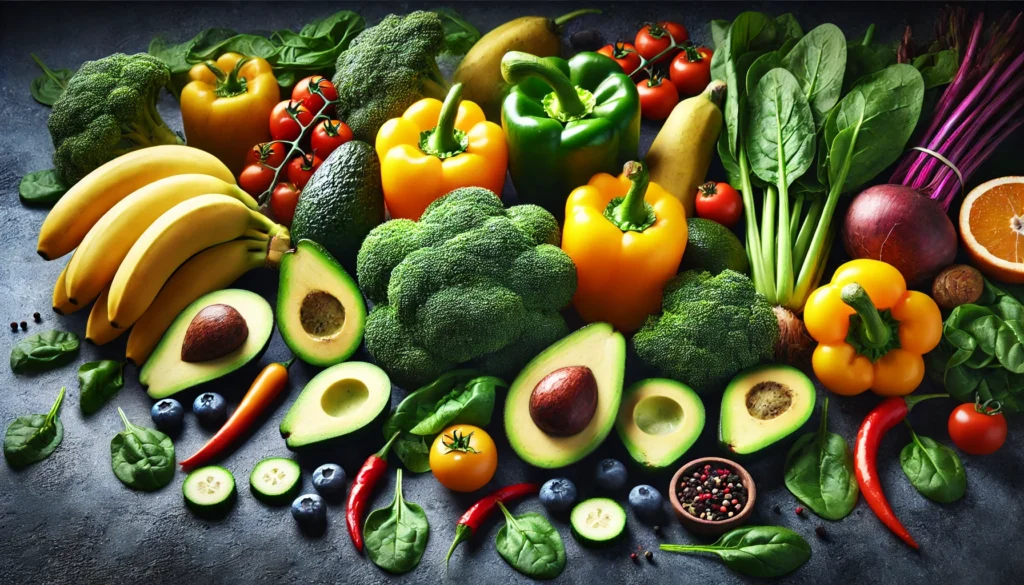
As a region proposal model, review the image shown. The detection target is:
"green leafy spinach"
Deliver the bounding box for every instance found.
[495,501,566,579]
[10,330,80,374]
[364,469,429,574]
[29,54,73,107]
[19,170,69,207]
[432,8,481,57]
[110,408,175,491]
[661,525,812,578]
[781,23,847,128]
[4,387,66,469]
[900,422,966,503]
[78,360,126,415]
[784,398,858,520]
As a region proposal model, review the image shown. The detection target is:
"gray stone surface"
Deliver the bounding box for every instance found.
[1,2,1022,584]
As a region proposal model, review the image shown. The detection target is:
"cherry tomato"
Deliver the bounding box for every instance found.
[597,42,642,76]
[695,181,743,227]
[269,100,313,142]
[286,153,322,189]
[948,398,1008,455]
[270,182,301,227]
[637,74,678,120]
[670,44,714,96]
[291,75,339,115]
[429,424,497,492]
[244,142,288,168]
[310,120,353,160]
[238,163,276,197]
[635,21,689,63]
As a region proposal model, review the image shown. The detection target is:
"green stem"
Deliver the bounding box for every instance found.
[790,192,805,244]
[117,407,132,431]
[661,544,720,553]
[905,393,949,412]
[792,196,823,276]
[739,146,766,295]
[206,57,250,98]
[376,431,401,460]
[280,357,296,369]
[423,83,466,157]
[760,186,778,303]
[31,54,69,90]
[792,183,843,307]
[862,24,876,46]
[501,51,587,118]
[818,397,830,438]
[45,387,66,426]
[553,8,602,27]
[840,283,890,347]
[776,183,794,304]
[605,161,654,232]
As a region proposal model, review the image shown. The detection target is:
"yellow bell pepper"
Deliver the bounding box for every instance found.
[804,259,942,397]
[375,83,507,220]
[180,53,279,174]
[561,161,687,333]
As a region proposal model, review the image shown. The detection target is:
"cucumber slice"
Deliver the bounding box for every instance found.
[183,466,236,516]
[250,457,301,505]
[570,498,626,548]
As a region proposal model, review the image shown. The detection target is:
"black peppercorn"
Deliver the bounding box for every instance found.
[9,322,17,331]
[33,312,41,322]
[815,526,828,540]
[19,321,27,331]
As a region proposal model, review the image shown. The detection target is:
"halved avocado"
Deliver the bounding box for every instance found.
[615,378,705,469]
[277,240,366,367]
[279,361,391,449]
[142,289,273,399]
[719,364,816,455]
[504,323,626,469]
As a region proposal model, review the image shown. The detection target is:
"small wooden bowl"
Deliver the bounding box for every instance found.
[669,457,756,536]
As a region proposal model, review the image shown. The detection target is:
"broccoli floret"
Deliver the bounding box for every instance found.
[48,53,180,184]
[331,11,451,142]
[359,187,578,387]
[632,270,779,394]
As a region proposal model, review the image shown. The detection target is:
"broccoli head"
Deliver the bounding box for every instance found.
[633,270,779,394]
[48,53,180,184]
[357,187,577,387]
[331,11,450,142]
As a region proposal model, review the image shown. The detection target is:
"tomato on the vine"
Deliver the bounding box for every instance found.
[948,398,1007,455]
[269,100,313,141]
[670,44,714,96]
[292,75,338,115]
[635,21,689,62]
[286,153,322,189]
[238,163,275,197]
[270,182,301,227]
[311,120,353,159]
[695,181,743,227]
[244,142,288,168]
[597,42,642,75]
[429,424,497,492]
[637,73,678,120]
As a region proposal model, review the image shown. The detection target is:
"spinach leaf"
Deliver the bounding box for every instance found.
[710,20,731,49]
[661,526,812,578]
[746,68,816,188]
[299,10,365,44]
[912,48,959,90]
[29,54,72,107]
[364,469,429,574]
[782,23,847,129]
[78,360,125,415]
[4,387,65,469]
[19,170,69,207]
[843,25,897,93]
[900,424,966,503]
[432,8,480,57]
[10,330,80,374]
[784,398,858,520]
[495,501,566,579]
[147,36,194,75]
[110,408,175,491]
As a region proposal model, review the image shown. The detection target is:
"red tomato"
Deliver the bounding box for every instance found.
[637,74,678,120]
[635,21,689,63]
[286,154,322,189]
[292,75,339,115]
[269,100,313,142]
[948,400,1008,455]
[670,45,714,96]
[597,42,642,76]
[238,163,276,197]
[244,142,288,168]
[270,182,301,227]
[311,120,353,160]
[695,181,743,227]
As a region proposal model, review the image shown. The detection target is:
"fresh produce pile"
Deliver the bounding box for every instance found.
[9,5,1024,581]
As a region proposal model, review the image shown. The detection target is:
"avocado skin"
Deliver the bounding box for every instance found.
[291,140,385,271]
[680,218,749,276]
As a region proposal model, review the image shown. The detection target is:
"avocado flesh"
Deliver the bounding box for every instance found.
[616,378,705,469]
[278,240,366,367]
[504,323,626,469]
[280,361,391,449]
[719,364,816,455]
[141,289,273,399]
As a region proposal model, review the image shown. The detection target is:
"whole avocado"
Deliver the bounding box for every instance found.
[680,218,750,275]
[290,140,385,270]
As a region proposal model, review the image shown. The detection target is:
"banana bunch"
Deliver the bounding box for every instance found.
[40,145,290,364]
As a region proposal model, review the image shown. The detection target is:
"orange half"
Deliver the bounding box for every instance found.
[960,177,1024,283]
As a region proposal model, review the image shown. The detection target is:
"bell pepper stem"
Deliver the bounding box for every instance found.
[606,161,653,232]
[425,83,465,157]
[206,57,250,98]
[553,9,601,28]
[501,51,587,118]
[841,283,890,347]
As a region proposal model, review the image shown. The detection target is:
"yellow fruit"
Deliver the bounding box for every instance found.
[960,176,1024,283]
[86,287,126,346]
[52,262,82,315]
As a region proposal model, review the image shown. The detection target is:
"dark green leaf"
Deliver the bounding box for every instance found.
[147,36,194,75]
[299,10,365,45]
[900,427,966,503]
[784,398,858,520]
[19,170,69,207]
[912,48,959,90]
[78,360,125,415]
[746,68,817,188]
[495,502,566,579]
[190,34,278,62]
[183,28,240,61]
[110,408,175,491]
[364,470,429,574]
[710,20,730,49]
[782,24,847,129]
[10,330,80,374]
[4,387,65,469]
[432,8,481,57]
[661,526,811,578]
[29,54,72,107]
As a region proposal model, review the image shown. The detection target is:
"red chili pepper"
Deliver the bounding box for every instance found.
[854,393,947,549]
[346,432,400,552]
[444,482,540,566]
[179,359,294,470]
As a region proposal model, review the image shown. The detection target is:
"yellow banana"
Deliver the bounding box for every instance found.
[126,239,270,365]
[65,174,255,306]
[37,145,237,260]
[86,287,126,346]
[107,194,277,329]
[52,262,82,315]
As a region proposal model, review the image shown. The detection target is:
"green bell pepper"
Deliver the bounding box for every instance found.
[500,51,640,217]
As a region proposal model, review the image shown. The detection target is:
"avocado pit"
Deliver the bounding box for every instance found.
[745,381,793,420]
[529,366,598,436]
[300,291,346,339]
[181,304,248,362]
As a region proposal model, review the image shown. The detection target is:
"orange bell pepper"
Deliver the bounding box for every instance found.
[375,83,507,220]
[804,259,942,397]
[561,161,687,333]
[180,53,279,174]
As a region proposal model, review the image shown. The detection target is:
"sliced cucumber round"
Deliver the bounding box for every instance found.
[183,466,236,517]
[250,457,302,505]
[570,497,627,548]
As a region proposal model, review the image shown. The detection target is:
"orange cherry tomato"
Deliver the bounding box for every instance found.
[429,424,497,493]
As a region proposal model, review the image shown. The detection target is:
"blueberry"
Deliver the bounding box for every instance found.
[291,493,326,528]
[192,392,227,428]
[629,484,664,522]
[150,399,184,430]
[539,478,577,513]
[312,464,346,496]
[595,458,628,491]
